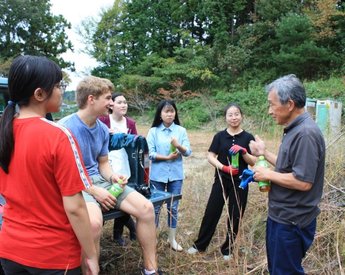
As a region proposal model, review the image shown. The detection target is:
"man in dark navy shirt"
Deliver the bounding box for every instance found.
[250,74,325,275]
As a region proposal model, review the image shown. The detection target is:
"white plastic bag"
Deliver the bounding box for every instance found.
[108,148,131,179]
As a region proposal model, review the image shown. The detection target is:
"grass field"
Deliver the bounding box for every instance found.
[99,124,345,275]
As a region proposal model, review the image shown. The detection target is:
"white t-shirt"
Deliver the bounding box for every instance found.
[108,115,131,178]
[109,115,128,134]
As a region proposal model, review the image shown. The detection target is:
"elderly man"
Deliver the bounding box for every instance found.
[250,74,325,274]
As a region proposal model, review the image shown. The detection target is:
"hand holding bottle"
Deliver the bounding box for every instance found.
[170,137,179,153]
[229,145,247,155]
[254,156,271,192]
[108,175,127,198]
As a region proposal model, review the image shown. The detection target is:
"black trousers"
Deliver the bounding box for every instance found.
[193,175,248,255]
[0,258,80,275]
[113,214,136,239]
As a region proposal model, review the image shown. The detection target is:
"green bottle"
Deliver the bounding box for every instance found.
[256,156,271,192]
[109,183,123,198]
[170,143,177,153]
[231,153,239,168]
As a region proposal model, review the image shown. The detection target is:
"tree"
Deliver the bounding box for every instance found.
[0,0,73,70]
[272,14,338,78]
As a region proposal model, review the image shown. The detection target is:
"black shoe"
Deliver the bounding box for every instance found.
[114,236,126,246]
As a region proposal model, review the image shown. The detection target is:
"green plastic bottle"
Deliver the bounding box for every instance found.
[109,183,123,198]
[170,143,177,153]
[231,153,239,168]
[256,156,271,192]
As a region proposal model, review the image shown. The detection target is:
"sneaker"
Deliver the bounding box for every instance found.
[223,254,233,261]
[140,268,164,275]
[187,246,199,254]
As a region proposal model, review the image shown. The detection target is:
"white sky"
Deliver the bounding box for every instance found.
[50,0,114,90]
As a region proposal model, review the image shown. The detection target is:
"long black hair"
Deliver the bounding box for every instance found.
[151,99,180,127]
[0,55,62,173]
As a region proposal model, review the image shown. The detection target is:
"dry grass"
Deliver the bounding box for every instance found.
[99,125,345,275]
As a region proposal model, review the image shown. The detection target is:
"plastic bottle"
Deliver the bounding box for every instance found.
[256,156,271,192]
[109,183,123,197]
[170,143,177,153]
[231,153,239,168]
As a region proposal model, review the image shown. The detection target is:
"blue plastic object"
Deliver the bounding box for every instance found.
[239,169,255,189]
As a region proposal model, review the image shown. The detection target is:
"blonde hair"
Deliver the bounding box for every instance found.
[76,76,114,109]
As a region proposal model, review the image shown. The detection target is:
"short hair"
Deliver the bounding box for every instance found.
[266,74,306,108]
[76,76,114,109]
[102,78,115,93]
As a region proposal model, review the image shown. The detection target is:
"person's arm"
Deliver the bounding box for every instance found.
[147,128,179,161]
[98,155,127,185]
[154,151,179,161]
[85,155,127,211]
[63,193,99,274]
[126,117,138,135]
[207,151,223,170]
[171,128,192,157]
[242,152,256,167]
[253,168,312,191]
[249,135,277,165]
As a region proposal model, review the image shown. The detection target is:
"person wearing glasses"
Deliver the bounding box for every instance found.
[0,55,98,274]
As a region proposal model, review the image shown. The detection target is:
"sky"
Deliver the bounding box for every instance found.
[50,0,114,90]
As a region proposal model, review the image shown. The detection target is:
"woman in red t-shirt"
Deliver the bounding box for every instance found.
[0,55,98,274]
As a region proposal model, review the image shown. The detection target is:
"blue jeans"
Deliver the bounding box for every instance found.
[266,217,316,275]
[150,180,182,228]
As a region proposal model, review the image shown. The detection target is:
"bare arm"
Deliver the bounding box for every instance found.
[98,155,128,185]
[254,167,312,191]
[171,137,187,154]
[249,135,277,165]
[262,149,277,166]
[242,152,257,167]
[153,152,179,161]
[84,155,129,211]
[207,151,224,170]
[63,193,99,274]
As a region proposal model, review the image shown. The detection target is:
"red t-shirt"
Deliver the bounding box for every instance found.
[0,117,91,269]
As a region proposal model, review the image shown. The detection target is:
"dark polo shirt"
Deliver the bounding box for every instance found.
[268,112,325,228]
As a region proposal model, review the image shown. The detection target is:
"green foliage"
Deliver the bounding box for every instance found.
[214,87,268,119]
[255,0,303,21]
[178,98,211,129]
[153,46,219,91]
[305,76,345,104]
[82,0,345,127]
[272,14,339,79]
[0,0,73,70]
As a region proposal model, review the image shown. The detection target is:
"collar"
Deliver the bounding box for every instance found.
[158,122,175,132]
[283,112,310,134]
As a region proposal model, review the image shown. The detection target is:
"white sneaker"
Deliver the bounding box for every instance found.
[187,246,199,254]
[223,254,232,261]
